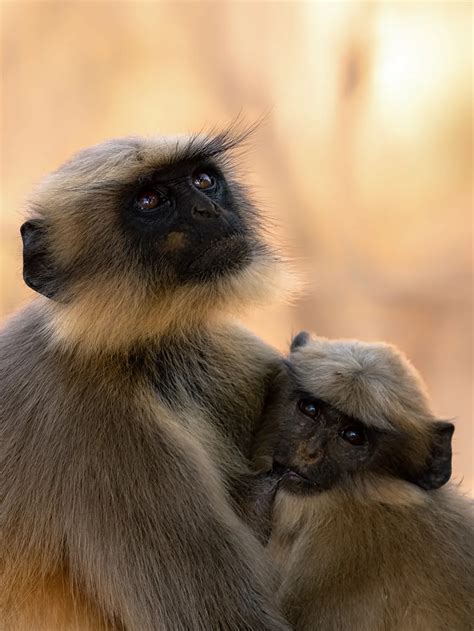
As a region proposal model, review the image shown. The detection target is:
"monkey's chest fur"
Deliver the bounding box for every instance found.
[143,328,278,461]
[1,313,285,630]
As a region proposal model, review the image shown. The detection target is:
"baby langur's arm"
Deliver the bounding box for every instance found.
[230,360,289,544]
[231,470,284,545]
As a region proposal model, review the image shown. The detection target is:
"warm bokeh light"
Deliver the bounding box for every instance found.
[1,2,472,493]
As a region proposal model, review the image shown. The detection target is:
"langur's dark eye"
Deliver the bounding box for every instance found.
[193,172,215,191]
[340,426,366,446]
[298,398,320,419]
[135,190,167,212]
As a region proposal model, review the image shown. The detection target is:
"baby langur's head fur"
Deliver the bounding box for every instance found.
[22,126,292,351]
[267,333,454,497]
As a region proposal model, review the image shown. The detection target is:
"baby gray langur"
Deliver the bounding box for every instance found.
[244,332,473,631]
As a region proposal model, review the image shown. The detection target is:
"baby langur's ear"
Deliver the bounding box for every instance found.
[414,421,455,490]
[21,219,60,299]
[290,330,311,352]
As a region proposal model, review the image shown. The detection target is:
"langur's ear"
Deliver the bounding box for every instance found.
[290,331,311,352]
[414,421,455,490]
[21,220,60,299]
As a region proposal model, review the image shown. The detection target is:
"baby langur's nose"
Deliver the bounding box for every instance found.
[298,439,323,464]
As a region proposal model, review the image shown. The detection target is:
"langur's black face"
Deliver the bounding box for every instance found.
[20,130,274,306]
[272,392,376,496]
[121,157,253,282]
[270,344,455,496]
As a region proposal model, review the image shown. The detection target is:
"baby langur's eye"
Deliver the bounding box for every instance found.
[340,425,366,446]
[193,172,215,191]
[136,190,167,212]
[298,398,320,419]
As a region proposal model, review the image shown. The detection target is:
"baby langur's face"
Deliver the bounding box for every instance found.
[272,379,376,495]
[267,332,455,496]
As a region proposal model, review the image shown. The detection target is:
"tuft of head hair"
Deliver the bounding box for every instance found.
[288,333,435,432]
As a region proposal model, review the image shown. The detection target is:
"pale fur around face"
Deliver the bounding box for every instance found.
[47,251,295,353]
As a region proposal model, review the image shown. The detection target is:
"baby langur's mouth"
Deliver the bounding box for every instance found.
[272,461,316,486]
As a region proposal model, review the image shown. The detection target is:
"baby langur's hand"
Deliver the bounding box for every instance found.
[234,469,285,545]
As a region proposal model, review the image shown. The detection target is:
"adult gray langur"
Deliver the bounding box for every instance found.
[0,128,293,630]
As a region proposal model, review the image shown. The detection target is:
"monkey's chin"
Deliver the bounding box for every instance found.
[183,235,251,281]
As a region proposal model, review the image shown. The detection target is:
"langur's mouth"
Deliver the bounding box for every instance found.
[185,234,251,278]
[272,461,316,486]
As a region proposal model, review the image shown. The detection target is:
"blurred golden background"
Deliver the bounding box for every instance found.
[1,2,472,492]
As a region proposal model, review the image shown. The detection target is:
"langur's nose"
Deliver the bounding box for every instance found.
[305,447,322,463]
[298,441,322,464]
[191,203,221,219]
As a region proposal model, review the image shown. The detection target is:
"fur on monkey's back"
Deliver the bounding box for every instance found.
[0,300,282,630]
[271,484,474,631]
